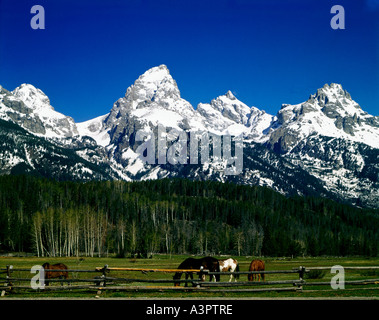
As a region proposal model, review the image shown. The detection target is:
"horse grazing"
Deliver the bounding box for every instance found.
[248,259,265,281]
[42,262,69,286]
[219,258,240,282]
[173,256,220,287]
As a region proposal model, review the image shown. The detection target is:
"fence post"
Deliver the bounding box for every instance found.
[96,264,108,297]
[197,266,204,288]
[1,265,13,296]
[297,266,306,291]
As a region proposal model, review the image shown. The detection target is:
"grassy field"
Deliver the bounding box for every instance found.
[1,255,378,299]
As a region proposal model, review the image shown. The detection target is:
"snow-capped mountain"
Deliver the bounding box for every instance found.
[104,65,202,131]
[197,90,273,140]
[0,84,79,139]
[267,83,379,153]
[0,118,116,180]
[1,65,378,207]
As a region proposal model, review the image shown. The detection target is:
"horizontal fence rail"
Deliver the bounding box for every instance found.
[1,264,378,297]
[304,266,379,270]
[94,267,203,272]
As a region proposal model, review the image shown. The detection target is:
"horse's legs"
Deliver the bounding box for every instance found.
[184,273,188,287]
[231,268,237,282]
[190,273,197,287]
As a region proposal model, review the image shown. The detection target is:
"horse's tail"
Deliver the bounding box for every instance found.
[235,263,240,280]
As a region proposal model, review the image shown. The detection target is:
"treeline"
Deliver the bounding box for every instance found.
[0,175,378,257]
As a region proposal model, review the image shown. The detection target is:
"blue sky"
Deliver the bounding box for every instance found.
[1,0,378,122]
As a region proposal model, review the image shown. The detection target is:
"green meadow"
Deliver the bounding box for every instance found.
[1,255,378,299]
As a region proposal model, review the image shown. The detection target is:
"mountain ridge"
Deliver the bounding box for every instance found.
[1,64,378,208]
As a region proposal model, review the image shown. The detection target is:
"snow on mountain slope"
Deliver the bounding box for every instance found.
[1,66,379,207]
[267,83,379,153]
[197,91,249,132]
[76,114,110,147]
[105,65,204,131]
[286,134,379,207]
[246,107,275,143]
[12,84,54,112]
[0,118,116,180]
[3,70,377,153]
[197,90,274,140]
[0,83,79,139]
[199,90,251,125]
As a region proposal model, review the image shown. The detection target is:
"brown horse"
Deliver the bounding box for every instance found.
[42,262,69,286]
[248,259,265,281]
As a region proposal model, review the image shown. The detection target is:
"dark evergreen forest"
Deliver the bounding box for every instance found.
[0,175,378,257]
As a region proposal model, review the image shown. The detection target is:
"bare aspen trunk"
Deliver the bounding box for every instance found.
[32,215,40,257]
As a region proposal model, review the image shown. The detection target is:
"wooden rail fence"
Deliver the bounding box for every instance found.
[1,265,378,297]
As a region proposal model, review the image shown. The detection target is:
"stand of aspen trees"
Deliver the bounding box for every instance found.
[1,176,378,258]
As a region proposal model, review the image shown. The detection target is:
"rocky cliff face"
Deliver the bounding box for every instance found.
[1,65,378,207]
[1,84,79,138]
[267,83,379,154]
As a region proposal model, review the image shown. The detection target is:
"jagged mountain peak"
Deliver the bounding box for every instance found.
[138,64,171,83]
[196,89,274,140]
[268,83,379,153]
[1,67,379,208]
[0,83,79,138]
[0,85,10,95]
[308,83,361,115]
[320,83,349,96]
[103,65,200,145]
[107,65,183,123]
[12,83,53,111]
[224,90,236,100]
[125,64,180,104]
[308,83,349,100]
[277,83,362,121]
[208,91,251,124]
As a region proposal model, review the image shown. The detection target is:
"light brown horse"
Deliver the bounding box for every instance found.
[248,259,265,281]
[42,262,69,286]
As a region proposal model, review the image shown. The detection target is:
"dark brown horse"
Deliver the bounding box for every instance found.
[173,256,220,287]
[42,262,69,286]
[248,259,265,281]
